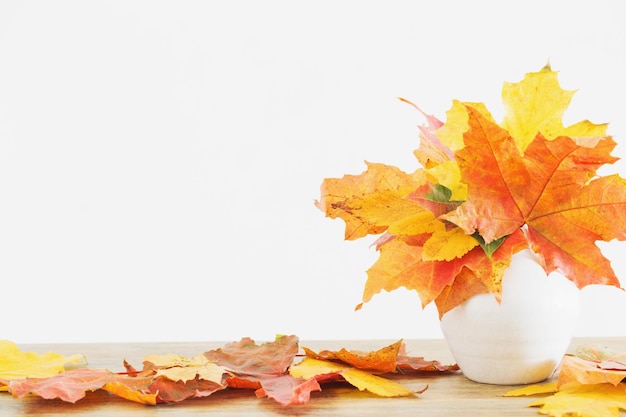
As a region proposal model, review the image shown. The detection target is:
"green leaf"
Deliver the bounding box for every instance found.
[472,233,508,258]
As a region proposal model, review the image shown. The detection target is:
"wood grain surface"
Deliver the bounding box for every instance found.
[2,337,625,416]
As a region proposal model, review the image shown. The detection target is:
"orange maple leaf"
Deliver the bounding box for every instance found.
[443,106,626,288]
[315,162,427,240]
[303,340,403,374]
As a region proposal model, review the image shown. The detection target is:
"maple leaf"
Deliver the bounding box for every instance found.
[303,339,458,374]
[315,162,427,240]
[101,377,157,405]
[8,368,116,403]
[0,340,85,382]
[528,383,626,417]
[443,106,626,288]
[303,340,403,374]
[506,381,626,417]
[144,353,226,384]
[203,335,311,404]
[289,358,419,397]
[203,335,298,378]
[501,64,608,152]
[149,375,226,403]
[362,228,527,316]
[435,99,496,153]
[506,345,626,417]
[557,356,626,390]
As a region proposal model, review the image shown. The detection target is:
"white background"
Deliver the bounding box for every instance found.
[1,1,625,344]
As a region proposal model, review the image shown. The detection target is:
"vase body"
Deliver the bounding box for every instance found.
[440,249,581,385]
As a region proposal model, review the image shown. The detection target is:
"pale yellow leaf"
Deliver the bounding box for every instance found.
[144,353,207,368]
[501,65,607,153]
[156,362,226,384]
[146,353,226,384]
[0,340,86,381]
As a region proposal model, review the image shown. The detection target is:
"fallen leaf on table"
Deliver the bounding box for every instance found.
[505,346,626,417]
[203,334,298,377]
[138,352,228,402]
[101,377,157,405]
[0,340,86,391]
[147,375,227,403]
[9,368,119,403]
[202,334,316,405]
[290,357,420,397]
[557,355,626,389]
[303,339,459,374]
[527,383,626,417]
[7,347,231,404]
[144,353,226,384]
[302,340,403,373]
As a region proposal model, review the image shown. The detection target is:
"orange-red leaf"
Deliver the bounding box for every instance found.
[302,340,403,374]
[9,368,116,403]
[444,106,626,289]
[203,335,299,378]
[363,229,526,316]
[254,375,321,405]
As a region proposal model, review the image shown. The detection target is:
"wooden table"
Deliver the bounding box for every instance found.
[2,337,625,416]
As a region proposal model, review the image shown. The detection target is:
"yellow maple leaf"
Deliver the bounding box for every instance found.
[421,227,479,261]
[0,340,85,390]
[501,64,608,152]
[528,383,626,417]
[144,353,226,384]
[435,99,495,152]
[289,358,417,397]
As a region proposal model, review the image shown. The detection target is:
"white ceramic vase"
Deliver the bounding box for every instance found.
[440,249,581,385]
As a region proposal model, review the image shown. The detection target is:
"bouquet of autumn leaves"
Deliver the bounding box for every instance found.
[316,65,626,318]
